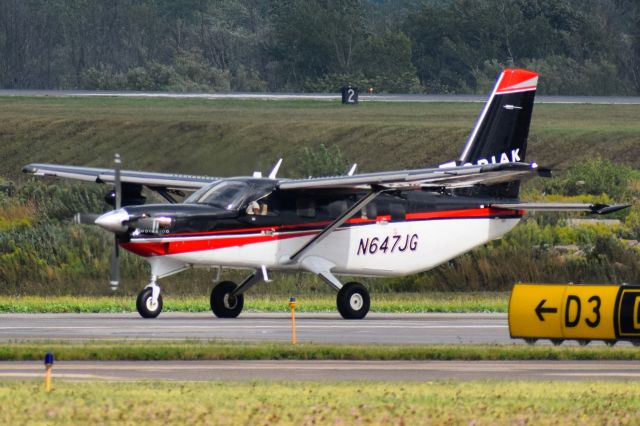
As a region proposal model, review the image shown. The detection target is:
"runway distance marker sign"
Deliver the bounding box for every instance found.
[509,283,640,342]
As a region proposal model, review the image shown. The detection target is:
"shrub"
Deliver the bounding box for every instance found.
[297,143,350,178]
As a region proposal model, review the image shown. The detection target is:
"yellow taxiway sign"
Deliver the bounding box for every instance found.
[509,283,640,342]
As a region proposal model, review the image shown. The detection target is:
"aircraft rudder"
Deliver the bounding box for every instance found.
[458,68,539,168]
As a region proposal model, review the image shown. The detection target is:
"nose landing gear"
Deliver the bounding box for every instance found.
[136,278,163,318]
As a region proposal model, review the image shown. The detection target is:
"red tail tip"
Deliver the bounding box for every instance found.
[496,69,538,94]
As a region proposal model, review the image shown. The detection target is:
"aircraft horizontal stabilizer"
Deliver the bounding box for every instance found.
[491,202,631,215]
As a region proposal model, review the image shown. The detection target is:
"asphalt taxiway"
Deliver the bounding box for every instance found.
[1,360,640,381]
[2,313,639,381]
[2,312,639,346]
[2,90,640,104]
[0,312,510,344]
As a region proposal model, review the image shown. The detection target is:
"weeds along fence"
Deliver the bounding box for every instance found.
[2,161,640,295]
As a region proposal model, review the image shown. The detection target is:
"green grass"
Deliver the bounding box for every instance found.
[2,341,640,361]
[2,96,640,183]
[0,293,508,313]
[1,380,639,425]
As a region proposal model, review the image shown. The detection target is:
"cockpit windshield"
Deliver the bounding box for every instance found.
[184,180,250,210]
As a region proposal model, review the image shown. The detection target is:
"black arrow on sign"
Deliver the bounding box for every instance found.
[535,299,558,321]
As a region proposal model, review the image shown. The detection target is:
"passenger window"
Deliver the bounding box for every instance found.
[328,200,348,219]
[361,203,377,219]
[389,203,406,220]
[297,199,316,218]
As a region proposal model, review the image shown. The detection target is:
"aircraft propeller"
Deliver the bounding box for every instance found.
[109,153,122,291]
[73,153,123,291]
[73,212,100,225]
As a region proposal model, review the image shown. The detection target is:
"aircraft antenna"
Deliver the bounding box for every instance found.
[268,158,283,179]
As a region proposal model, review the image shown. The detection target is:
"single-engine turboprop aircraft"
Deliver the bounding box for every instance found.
[23,69,629,320]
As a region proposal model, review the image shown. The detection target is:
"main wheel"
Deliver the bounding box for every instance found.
[136,288,163,319]
[210,281,244,318]
[337,282,370,320]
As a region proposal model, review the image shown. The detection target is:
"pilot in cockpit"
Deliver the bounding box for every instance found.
[246,200,268,216]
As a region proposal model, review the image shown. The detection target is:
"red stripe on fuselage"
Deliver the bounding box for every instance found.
[405,207,521,220]
[120,207,522,257]
[121,230,317,257]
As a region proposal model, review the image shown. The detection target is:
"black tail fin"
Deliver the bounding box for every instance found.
[457,68,538,198]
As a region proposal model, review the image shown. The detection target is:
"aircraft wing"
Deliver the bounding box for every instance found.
[277,162,548,190]
[22,163,217,190]
[491,202,631,215]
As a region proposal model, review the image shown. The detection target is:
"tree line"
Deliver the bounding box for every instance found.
[1,0,639,95]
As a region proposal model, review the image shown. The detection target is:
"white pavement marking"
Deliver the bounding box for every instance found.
[0,324,506,330]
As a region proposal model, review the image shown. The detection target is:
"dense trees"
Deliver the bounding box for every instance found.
[0,0,639,94]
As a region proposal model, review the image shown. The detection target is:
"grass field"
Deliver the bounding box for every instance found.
[2,96,640,182]
[2,341,640,361]
[0,292,508,313]
[1,380,638,425]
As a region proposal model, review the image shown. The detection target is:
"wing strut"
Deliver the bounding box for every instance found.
[288,189,383,263]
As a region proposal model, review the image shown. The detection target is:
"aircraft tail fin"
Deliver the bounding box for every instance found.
[457,68,539,198]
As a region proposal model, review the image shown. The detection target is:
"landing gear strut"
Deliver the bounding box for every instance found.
[308,261,372,320]
[337,282,370,320]
[136,279,163,318]
[210,281,244,318]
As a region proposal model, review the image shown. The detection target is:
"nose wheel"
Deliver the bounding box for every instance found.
[211,281,244,318]
[337,282,370,319]
[136,287,163,318]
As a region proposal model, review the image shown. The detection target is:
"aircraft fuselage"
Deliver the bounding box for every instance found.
[119,182,522,278]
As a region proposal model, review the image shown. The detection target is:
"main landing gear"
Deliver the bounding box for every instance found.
[209,271,263,318]
[337,282,370,319]
[210,281,244,318]
[313,265,371,319]
[206,271,372,320]
[134,270,372,320]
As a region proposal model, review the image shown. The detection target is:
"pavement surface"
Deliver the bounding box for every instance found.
[1,312,513,344]
[2,360,640,381]
[1,312,636,346]
[1,90,640,104]
[2,313,639,382]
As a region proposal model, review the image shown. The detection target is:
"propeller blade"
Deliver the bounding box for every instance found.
[74,212,100,225]
[111,153,122,291]
[114,153,122,210]
[110,235,119,291]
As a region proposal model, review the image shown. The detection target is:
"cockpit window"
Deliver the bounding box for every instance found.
[184,181,249,210]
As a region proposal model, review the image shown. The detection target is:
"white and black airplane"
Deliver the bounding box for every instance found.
[23,69,628,320]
